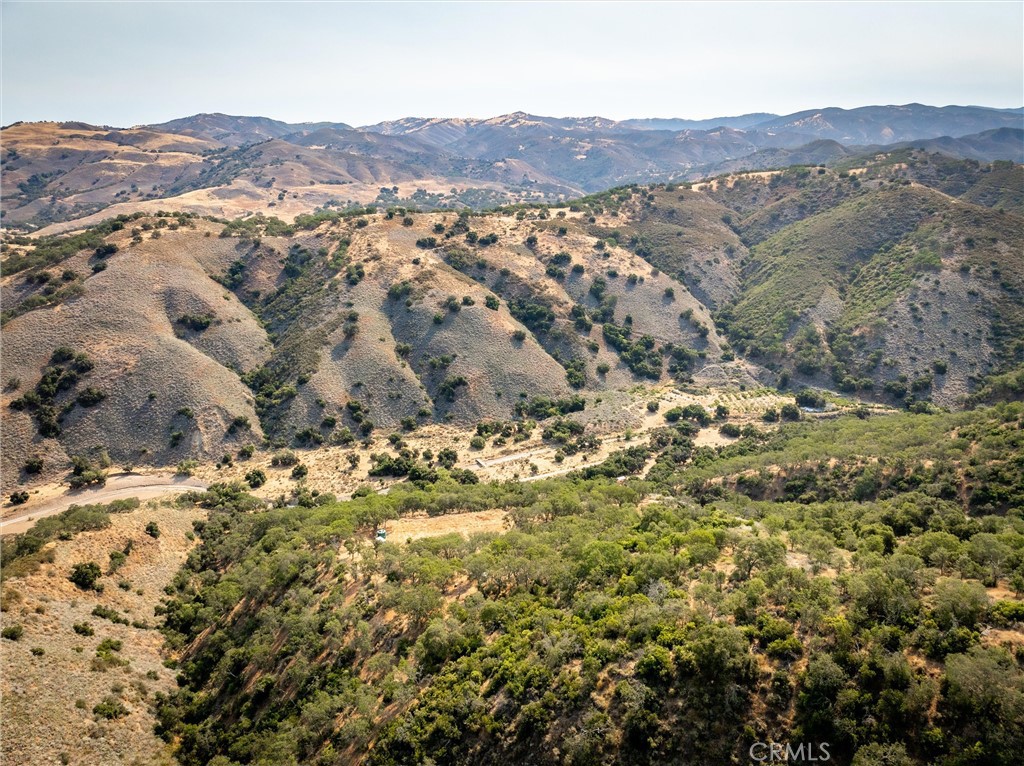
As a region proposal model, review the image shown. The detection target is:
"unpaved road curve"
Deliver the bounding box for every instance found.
[0,473,208,536]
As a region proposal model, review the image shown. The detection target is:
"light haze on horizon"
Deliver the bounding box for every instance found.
[2,1,1022,127]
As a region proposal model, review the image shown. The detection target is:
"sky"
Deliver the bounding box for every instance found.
[2,1,1022,127]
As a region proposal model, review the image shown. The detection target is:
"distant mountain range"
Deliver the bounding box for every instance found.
[363,104,1023,145]
[147,113,355,147]
[2,104,1020,231]
[619,113,778,131]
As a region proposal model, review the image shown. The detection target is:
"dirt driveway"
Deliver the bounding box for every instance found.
[0,473,208,536]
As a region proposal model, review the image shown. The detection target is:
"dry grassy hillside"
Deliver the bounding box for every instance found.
[696,160,1024,408]
[1,205,733,495]
[1,218,272,491]
[3,152,1020,496]
[1,122,220,227]
[0,500,202,766]
[207,206,732,443]
[0,121,567,233]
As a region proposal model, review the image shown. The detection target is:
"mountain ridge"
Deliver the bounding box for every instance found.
[3,104,1020,233]
[2,149,1021,491]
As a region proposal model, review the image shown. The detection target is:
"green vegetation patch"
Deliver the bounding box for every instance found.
[153,400,1024,766]
[0,498,139,582]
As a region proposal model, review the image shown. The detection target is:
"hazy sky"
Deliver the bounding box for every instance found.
[2,1,1022,127]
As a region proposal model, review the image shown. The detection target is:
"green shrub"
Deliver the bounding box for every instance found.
[108,550,127,574]
[765,635,803,659]
[437,448,458,469]
[990,600,1024,627]
[176,314,214,332]
[69,562,101,590]
[795,389,826,409]
[245,469,267,488]
[76,387,106,407]
[271,451,299,467]
[438,376,468,401]
[91,605,128,625]
[227,415,251,434]
[93,697,128,720]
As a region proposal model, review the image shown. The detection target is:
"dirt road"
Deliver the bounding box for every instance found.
[0,473,208,536]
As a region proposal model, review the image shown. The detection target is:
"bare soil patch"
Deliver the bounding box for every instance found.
[386,509,509,543]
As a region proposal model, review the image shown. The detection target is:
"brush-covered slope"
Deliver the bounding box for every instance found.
[151,402,1024,766]
[0,205,729,492]
[1,215,271,489]
[706,162,1024,407]
[574,186,748,310]
[563,155,1022,410]
[2,150,1020,490]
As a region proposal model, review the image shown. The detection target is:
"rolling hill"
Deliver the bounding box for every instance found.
[2,149,1021,494]
[3,105,1020,232]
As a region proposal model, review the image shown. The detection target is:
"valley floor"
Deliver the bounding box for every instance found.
[4,384,849,538]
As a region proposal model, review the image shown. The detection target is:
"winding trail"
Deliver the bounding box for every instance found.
[0,473,208,536]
